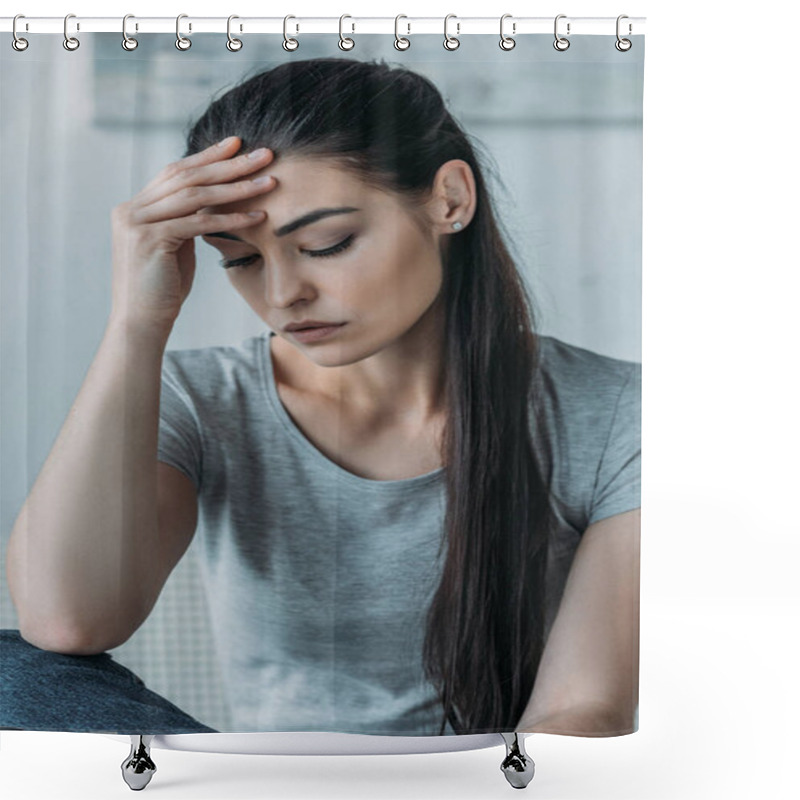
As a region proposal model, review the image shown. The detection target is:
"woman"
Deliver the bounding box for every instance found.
[2,58,640,737]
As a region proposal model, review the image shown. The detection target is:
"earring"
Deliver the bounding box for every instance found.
[452,221,463,231]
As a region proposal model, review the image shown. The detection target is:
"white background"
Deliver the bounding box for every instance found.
[1,1,798,799]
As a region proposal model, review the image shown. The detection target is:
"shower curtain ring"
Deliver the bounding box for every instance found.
[226,15,243,51]
[339,14,356,50]
[175,14,191,50]
[394,15,410,50]
[63,13,80,51]
[499,14,516,50]
[338,15,355,50]
[12,15,29,51]
[443,14,460,51]
[283,15,299,51]
[553,14,570,51]
[122,15,138,51]
[615,15,633,51]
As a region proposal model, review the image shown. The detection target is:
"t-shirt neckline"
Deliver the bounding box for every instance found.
[258,330,445,492]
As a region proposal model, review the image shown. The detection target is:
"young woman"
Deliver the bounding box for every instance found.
[2,58,640,737]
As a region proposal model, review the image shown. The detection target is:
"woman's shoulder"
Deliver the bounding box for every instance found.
[162,333,266,386]
[534,334,642,410]
[531,333,640,447]
[532,334,641,529]
[161,335,265,408]
[535,334,640,394]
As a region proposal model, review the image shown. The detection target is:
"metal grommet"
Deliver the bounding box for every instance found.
[12,15,29,51]
[615,15,632,52]
[394,15,410,50]
[443,14,460,51]
[122,14,138,51]
[283,15,299,51]
[499,14,515,51]
[176,13,191,50]
[338,14,355,51]
[63,13,80,51]
[227,15,243,51]
[553,14,570,51]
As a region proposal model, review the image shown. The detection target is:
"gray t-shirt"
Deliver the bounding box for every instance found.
[157,329,641,735]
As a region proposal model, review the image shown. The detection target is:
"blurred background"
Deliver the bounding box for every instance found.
[0,32,643,731]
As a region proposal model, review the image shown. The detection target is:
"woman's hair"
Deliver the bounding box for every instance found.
[183,58,558,735]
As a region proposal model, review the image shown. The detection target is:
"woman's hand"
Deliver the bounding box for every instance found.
[109,136,275,333]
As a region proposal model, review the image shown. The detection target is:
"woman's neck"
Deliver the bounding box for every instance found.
[270,311,447,427]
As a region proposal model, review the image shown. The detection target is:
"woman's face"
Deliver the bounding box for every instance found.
[200,156,457,366]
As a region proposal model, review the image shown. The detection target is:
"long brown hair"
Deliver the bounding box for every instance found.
[183,57,557,735]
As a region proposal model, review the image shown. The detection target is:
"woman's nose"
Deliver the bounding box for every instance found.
[264,262,316,309]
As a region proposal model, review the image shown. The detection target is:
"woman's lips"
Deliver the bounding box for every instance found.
[288,323,346,343]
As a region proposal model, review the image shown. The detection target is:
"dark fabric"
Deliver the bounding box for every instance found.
[0,629,218,734]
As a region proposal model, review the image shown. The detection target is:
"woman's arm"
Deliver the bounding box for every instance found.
[6,139,273,656]
[5,319,171,654]
[515,507,640,736]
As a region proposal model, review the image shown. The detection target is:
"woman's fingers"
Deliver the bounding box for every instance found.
[135,137,274,209]
[147,208,267,246]
[136,136,244,196]
[132,173,276,226]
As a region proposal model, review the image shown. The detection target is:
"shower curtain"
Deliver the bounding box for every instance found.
[0,24,644,738]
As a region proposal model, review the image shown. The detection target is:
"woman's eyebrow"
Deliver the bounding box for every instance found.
[205,206,361,241]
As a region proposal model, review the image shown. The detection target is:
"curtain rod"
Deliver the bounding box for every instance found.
[0,16,646,36]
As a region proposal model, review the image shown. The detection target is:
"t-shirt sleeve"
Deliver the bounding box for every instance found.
[587,362,641,525]
[157,359,203,492]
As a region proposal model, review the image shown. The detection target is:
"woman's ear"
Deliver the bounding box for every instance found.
[429,159,476,233]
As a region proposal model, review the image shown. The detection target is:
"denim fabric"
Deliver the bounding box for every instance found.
[0,629,218,734]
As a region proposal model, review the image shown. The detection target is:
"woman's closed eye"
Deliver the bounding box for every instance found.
[219,233,356,270]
